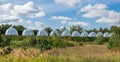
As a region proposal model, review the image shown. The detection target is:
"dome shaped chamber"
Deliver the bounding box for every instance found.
[89,32,96,37]
[5,26,18,35]
[71,31,80,37]
[80,31,88,37]
[61,30,70,36]
[50,30,60,36]
[96,32,103,37]
[37,28,48,36]
[22,29,34,36]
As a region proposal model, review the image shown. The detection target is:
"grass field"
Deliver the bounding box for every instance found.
[0,44,120,62]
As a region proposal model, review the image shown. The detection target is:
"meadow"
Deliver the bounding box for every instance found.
[0,36,120,62]
[0,44,120,62]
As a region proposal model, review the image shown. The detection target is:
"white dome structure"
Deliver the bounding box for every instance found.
[50,30,59,36]
[88,32,96,37]
[103,32,110,37]
[61,30,70,36]
[5,26,18,35]
[96,32,103,37]
[71,31,80,37]
[37,29,48,36]
[80,31,88,37]
[109,33,113,37]
[22,29,34,36]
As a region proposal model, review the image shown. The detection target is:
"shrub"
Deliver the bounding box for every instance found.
[108,34,120,51]
[51,36,67,48]
[95,36,105,45]
[108,27,120,51]
[37,38,52,51]
[0,35,11,47]
[72,37,81,42]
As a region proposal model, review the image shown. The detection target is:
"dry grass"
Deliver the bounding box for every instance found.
[0,45,120,62]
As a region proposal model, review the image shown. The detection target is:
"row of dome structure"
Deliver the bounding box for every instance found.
[5,26,112,37]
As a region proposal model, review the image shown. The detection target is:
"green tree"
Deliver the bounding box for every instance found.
[45,27,53,36]
[99,27,103,33]
[13,25,25,35]
[33,30,38,35]
[0,24,11,35]
[108,26,120,51]
[70,25,83,34]
[103,28,110,33]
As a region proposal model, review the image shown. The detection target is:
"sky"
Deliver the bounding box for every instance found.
[0,0,120,30]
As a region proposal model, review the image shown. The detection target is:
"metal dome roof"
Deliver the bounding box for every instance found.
[88,32,96,37]
[50,30,59,36]
[37,29,48,36]
[22,29,34,36]
[5,26,18,35]
[96,32,103,37]
[80,31,88,37]
[103,32,110,37]
[61,30,70,36]
[71,31,80,37]
[109,33,113,37]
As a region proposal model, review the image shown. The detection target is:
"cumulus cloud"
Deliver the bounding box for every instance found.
[11,2,45,18]
[1,18,44,30]
[0,3,12,11]
[54,0,81,7]
[61,20,67,24]
[50,16,72,25]
[0,1,45,29]
[0,14,19,23]
[80,4,120,25]
[50,16,72,21]
[68,21,89,26]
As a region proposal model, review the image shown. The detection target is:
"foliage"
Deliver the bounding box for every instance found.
[33,30,38,35]
[108,26,120,51]
[13,25,25,35]
[45,27,53,36]
[95,36,105,45]
[0,35,11,47]
[0,24,11,35]
[70,25,83,34]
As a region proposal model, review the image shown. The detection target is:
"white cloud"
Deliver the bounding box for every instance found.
[80,4,120,25]
[68,21,89,26]
[61,20,67,24]
[96,18,119,24]
[54,0,81,7]
[0,1,45,29]
[50,16,72,21]
[80,4,107,12]
[0,3,12,11]
[0,14,19,23]
[11,2,45,18]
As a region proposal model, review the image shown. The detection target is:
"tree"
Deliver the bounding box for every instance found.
[103,28,110,33]
[13,25,25,35]
[99,27,103,33]
[70,25,83,34]
[0,24,11,35]
[33,30,38,36]
[45,27,53,36]
[108,26,120,51]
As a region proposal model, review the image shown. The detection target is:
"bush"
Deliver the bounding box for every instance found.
[108,34,120,51]
[72,37,81,42]
[51,36,67,48]
[0,35,11,47]
[108,27,120,51]
[95,36,105,45]
[37,38,52,51]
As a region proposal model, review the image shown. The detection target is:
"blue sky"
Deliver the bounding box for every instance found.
[0,0,120,30]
